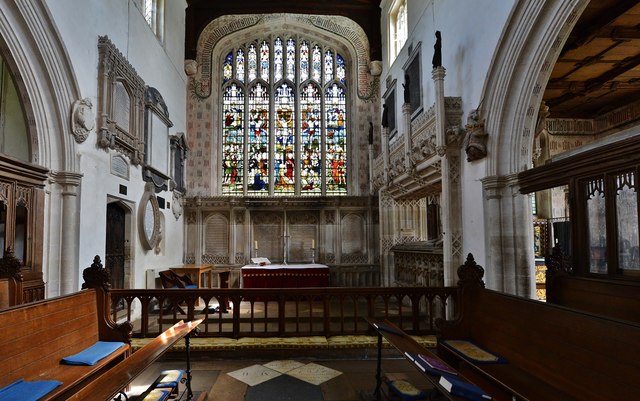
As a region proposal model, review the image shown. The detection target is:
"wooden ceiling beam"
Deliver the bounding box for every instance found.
[546,52,640,107]
[560,0,639,56]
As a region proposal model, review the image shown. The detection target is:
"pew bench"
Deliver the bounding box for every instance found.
[436,254,640,401]
[0,287,132,401]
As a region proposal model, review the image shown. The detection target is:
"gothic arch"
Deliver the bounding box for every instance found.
[0,1,81,171]
[477,0,589,294]
[188,13,377,100]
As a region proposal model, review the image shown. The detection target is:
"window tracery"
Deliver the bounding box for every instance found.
[221,35,348,196]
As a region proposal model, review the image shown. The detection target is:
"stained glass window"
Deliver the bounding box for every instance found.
[222,83,244,194]
[247,83,269,193]
[274,83,295,194]
[274,37,284,82]
[324,50,334,84]
[300,83,322,194]
[220,36,348,196]
[236,49,245,82]
[325,83,347,194]
[300,41,310,82]
[312,45,322,83]
[223,52,233,83]
[286,38,296,82]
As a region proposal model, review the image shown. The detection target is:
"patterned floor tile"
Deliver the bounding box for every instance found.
[286,362,342,385]
[263,359,306,373]
[227,364,281,386]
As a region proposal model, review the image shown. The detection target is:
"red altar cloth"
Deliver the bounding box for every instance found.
[241,263,330,288]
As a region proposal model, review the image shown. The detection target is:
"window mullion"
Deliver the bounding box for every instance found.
[268,36,275,197]
[321,84,327,196]
[243,82,249,196]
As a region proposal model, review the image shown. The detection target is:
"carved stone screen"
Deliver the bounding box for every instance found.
[252,212,283,262]
[204,213,229,263]
[288,212,318,262]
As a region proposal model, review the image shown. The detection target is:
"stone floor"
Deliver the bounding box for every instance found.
[126,351,436,401]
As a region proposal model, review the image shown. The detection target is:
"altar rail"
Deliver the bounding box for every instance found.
[110,287,456,339]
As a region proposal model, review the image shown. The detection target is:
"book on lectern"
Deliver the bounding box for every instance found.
[439,375,491,401]
[404,352,457,376]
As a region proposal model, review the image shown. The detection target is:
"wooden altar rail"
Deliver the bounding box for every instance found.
[110,287,457,339]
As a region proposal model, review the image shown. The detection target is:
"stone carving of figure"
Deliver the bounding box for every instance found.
[403,74,411,104]
[432,31,442,69]
[463,109,488,162]
[368,121,374,145]
[532,101,550,161]
[381,104,389,128]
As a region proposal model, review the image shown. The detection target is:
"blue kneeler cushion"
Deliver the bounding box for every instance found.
[155,369,184,388]
[61,341,126,366]
[0,379,62,401]
[141,388,171,401]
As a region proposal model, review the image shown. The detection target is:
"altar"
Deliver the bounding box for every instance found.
[241,263,330,288]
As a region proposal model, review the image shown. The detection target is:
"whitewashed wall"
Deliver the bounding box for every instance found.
[40,0,189,294]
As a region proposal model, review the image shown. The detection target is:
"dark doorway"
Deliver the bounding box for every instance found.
[106,203,126,294]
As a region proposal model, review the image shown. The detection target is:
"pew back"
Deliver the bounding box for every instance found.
[0,287,131,401]
[546,274,640,324]
[442,286,640,401]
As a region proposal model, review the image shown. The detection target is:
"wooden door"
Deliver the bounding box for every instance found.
[105,203,126,290]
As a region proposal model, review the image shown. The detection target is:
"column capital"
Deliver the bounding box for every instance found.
[432,66,447,81]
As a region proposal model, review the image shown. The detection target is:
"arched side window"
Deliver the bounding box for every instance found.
[220,35,348,196]
[389,0,408,62]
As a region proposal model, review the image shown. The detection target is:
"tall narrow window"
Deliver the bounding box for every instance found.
[222,83,244,194]
[142,0,164,41]
[220,35,349,196]
[389,0,408,62]
[586,178,607,273]
[615,171,639,271]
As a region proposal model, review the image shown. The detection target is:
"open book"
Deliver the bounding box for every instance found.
[250,257,271,265]
[439,375,491,400]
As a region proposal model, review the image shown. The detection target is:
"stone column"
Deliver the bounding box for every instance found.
[368,143,374,196]
[482,175,535,297]
[382,127,390,183]
[432,67,447,153]
[49,171,82,295]
[402,103,413,170]
[194,197,203,265]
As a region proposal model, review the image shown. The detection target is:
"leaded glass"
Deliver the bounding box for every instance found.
[236,49,245,82]
[616,172,639,270]
[260,40,269,82]
[325,84,347,194]
[248,83,269,193]
[220,36,348,196]
[324,50,334,84]
[300,83,322,194]
[336,54,346,84]
[312,45,322,83]
[274,83,295,194]
[286,38,296,82]
[586,178,607,273]
[222,83,244,194]
[274,37,284,82]
[223,52,233,83]
[248,44,257,82]
[300,41,309,82]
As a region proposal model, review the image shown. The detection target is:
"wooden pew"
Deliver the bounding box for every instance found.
[436,254,640,401]
[545,246,640,324]
[0,256,132,401]
[67,319,202,401]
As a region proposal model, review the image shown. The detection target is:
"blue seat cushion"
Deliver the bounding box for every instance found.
[61,341,126,366]
[155,369,184,388]
[0,379,62,401]
[184,284,197,289]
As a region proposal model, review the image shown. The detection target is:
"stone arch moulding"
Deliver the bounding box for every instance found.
[187,13,378,101]
[0,0,81,172]
[481,0,589,177]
